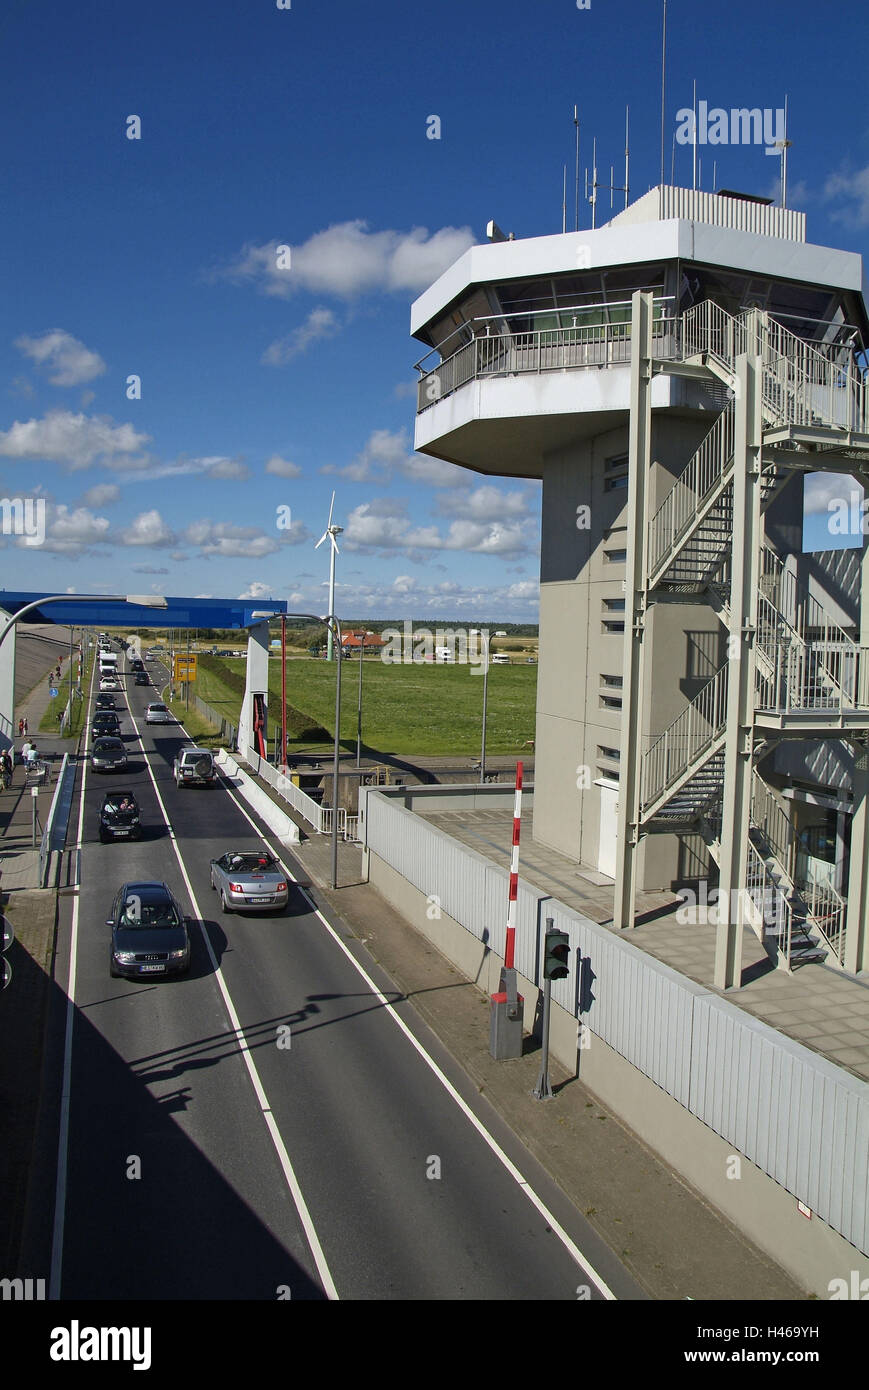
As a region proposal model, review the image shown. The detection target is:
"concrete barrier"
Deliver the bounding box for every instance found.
[215,749,300,844]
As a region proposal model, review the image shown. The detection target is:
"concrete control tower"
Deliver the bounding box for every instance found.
[411,185,869,988]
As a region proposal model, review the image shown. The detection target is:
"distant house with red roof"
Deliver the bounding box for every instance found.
[341,630,386,654]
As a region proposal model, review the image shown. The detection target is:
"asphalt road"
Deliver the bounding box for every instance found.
[50,643,646,1301]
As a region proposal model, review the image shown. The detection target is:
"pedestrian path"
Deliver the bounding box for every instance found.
[1,651,79,892]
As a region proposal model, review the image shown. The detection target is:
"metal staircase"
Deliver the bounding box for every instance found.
[635,303,868,969]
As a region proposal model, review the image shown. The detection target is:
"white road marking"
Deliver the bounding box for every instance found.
[49,643,98,1299]
[207,743,617,1300]
[124,683,339,1301]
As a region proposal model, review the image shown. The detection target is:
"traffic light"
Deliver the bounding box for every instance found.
[544,929,570,980]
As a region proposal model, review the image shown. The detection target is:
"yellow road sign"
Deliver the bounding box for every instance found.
[173,654,197,682]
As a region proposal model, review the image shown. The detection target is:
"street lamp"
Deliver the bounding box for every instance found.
[0,594,167,740]
[478,629,491,784]
[0,593,168,654]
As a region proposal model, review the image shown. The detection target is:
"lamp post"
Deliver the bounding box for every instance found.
[356,634,364,769]
[0,595,167,740]
[479,629,491,784]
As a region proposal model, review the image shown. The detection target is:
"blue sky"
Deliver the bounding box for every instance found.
[1,0,867,617]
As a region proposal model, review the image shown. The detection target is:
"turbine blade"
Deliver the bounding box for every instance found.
[330,534,340,555]
[327,490,335,529]
[314,532,328,549]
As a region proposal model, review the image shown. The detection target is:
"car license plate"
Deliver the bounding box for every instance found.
[140,964,165,973]
[115,829,129,836]
[249,896,269,903]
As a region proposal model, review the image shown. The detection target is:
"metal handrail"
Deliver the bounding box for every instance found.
[647,402,735,580]
[641,663,728,809]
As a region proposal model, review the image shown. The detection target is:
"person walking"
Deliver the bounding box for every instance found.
[22,717,28,736]
[17,718,24,739]
[0,750,12,789]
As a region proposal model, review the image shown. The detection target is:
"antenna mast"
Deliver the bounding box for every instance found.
[692,78,697,191]
[660,0,667,185]
[574,105,580,230]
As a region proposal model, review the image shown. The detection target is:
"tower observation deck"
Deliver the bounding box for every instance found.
[411,185,869,988]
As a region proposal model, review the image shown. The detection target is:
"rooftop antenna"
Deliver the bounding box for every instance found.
[659,0,667,185]
[773,93,792,208]
[624,105,630,208]
[574,104,580,230]
[692,78,697,191]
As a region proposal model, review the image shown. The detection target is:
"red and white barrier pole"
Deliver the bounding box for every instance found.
[504,761,523,971]
[489,761,524,1057]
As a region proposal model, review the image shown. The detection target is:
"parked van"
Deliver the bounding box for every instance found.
[490,653,511,665]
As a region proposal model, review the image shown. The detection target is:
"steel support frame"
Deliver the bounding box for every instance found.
[613,291,653,930]
[715,335,763,990]
[845,514,869,972]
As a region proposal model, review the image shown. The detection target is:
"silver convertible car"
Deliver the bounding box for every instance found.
[209,851,289,913]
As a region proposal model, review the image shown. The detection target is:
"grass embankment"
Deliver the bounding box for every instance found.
[193,653,537,758]
[38,645,95,738]
[164,691,224,751]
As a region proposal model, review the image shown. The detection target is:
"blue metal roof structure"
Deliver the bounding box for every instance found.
[0,593,287,629]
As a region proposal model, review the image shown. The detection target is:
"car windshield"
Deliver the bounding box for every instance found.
[228,854,278,872]
[95,739,123,750]
[120,899,180,929]
[151,705,167,712]
[105,796,136,812]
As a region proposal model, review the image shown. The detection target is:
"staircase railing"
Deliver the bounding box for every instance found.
[641,663,728,810]
[683,301,869,433]
[647,403,735,581]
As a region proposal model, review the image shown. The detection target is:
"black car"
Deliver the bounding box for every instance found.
[99,791,142,843]
[108,881,191,979]
[91,737,128,772]
[130,658,145,672]
[134,671,149,686]
[95,693,117,711]
[92,712,121,740]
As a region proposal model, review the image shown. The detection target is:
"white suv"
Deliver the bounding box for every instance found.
[174,747,216,787]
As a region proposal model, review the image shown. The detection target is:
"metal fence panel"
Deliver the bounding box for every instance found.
[690,996,869,1253]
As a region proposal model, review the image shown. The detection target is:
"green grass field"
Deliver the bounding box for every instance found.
[194,655,537,757]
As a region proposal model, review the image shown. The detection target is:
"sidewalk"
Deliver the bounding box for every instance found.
[1,650,79,892]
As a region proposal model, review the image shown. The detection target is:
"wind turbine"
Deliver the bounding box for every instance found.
[314,491,343,660]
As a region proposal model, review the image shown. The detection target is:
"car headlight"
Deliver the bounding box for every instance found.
[114,950,136,963]
[131,816,139,823]
[168,948,188,959]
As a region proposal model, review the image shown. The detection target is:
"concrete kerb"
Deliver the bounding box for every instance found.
[215,749,300,845]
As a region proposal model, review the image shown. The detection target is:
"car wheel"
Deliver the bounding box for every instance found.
[220,890,230,914]
[109,957,120,979]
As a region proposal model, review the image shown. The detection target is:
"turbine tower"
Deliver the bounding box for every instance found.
[314,491,343,660]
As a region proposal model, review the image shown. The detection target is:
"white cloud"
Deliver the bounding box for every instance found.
[342,501,531,556]
[37,504,112,553]
[822,164,869,227]
[214,221,474,300]
[262,307,339,365]
[322,427,467,488]
[238,581,273,599]
[15,329,106,386]
[437,485,531,522]
[804,472,862,515]
[204,457,251,480]
[184,519,279,559]
[124,509,175,547]
[265,455,302,478]
[0,410,151,471]
[132,564,168,574]
[81,483,120,507]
